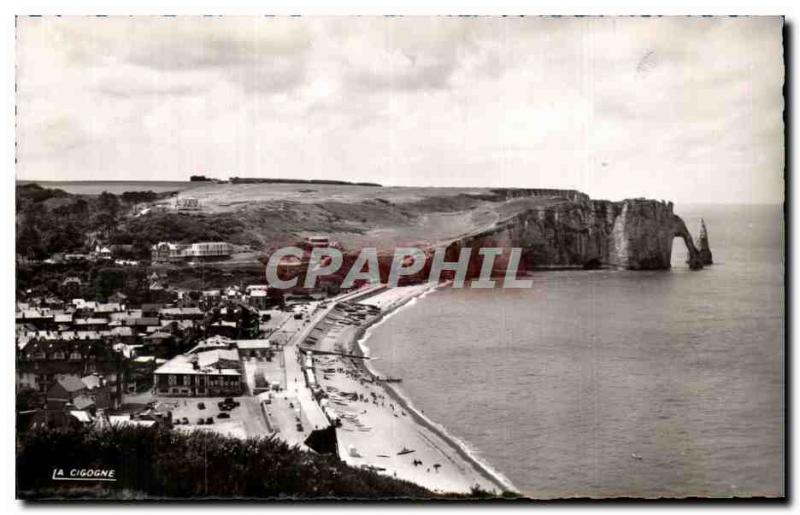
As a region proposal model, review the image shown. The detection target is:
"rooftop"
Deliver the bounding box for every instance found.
[154,351,241,376]
[235,339,271,350]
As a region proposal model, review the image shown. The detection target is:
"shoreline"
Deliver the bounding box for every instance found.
[347,283,517,495]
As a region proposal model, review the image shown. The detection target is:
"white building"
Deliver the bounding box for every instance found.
[173,197,200,211]
[184,242,231,259]
[151,241,232,263]
[305,236,330,248]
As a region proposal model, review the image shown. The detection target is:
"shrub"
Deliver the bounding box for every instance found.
[16,425,451,500]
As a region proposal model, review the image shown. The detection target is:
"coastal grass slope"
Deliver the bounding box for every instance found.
[16,424,512,500]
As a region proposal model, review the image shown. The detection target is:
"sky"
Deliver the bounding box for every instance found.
[16,16,784,203]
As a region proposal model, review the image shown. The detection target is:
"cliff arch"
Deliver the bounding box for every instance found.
[672,217,704,270]
[438,197,710,272]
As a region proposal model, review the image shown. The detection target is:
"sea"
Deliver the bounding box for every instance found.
[363,204,785,498]
[17,180,201,195]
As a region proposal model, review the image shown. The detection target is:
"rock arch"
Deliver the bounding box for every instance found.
[672,217,704,270]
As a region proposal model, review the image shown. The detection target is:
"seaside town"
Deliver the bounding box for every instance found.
[15,188,508,495]
[13,14,787,502]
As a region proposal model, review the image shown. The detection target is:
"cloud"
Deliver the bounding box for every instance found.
[336,17,487,92]
[37,16,313,95]
[15,16,785,203]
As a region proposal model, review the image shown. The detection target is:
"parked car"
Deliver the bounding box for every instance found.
[217,413,230,419]
[197,418,205,425]
[181,417,189,424]
[206,417,214,424]
[198,402,206,410]
[219,398,240,410]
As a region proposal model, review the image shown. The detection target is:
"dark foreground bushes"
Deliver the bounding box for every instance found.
[16,425,478,500]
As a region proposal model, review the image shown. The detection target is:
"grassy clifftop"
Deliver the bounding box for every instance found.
[17,182,567,261]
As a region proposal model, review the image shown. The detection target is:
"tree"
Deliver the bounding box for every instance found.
[16,224,44,259]
[95,268,126,300]
[93,192,121,234]
[16,388,42,411]
[44,222,84,254]
[97,191,120,215]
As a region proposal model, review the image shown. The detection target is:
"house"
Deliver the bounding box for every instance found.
[141,304,162,318]
[236,339,272,360]
[37,371,116,413]
[247,288,269,309]
[206,320,238,339]
[95,303,123,315]
[19,408,88,432]
[159,306,204,320]
[73,317,110,331]
[109,326,135,344]
[46,374,88,409]
[187,335,234,353]
[153,350,242,396]
[15,309,55,330]
[54,313,74,326]
[141,331,175,356]
[124,356,160,393]
[124,317,161,329]
[80,374,118,410]
[72,299,98,314]
[151,242,185,263]
[173,196,200,211]
[305,236,330,248]
[92,245,113,260]
[202,290,221,300]
[17,339,121,393]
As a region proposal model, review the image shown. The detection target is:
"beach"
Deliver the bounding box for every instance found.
[297,283,515,495]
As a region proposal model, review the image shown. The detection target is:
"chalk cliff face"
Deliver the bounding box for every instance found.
[447,196,708,271]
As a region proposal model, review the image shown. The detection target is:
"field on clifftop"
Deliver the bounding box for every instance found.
[136,183,564,253]
[16,181,570,268]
